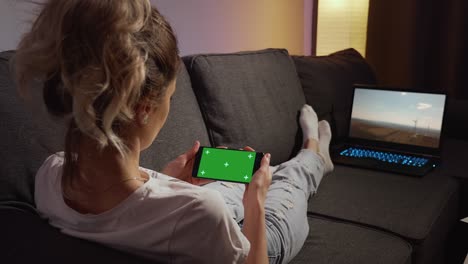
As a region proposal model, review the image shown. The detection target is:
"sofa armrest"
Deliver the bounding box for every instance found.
[444,98,468,141]
[0,203,157,264]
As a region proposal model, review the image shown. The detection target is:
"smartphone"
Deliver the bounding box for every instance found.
[192,147,264,183]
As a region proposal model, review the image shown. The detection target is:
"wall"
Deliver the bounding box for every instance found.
[0,0,38,52]
[0,0,312,56]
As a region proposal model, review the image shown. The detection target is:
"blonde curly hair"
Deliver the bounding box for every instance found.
[15,0,179,190]
[14,0,180,193]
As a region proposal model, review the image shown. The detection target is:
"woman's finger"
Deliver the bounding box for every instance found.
[243,146,255,152]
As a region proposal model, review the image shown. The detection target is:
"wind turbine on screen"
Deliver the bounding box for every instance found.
[413,119,418,136]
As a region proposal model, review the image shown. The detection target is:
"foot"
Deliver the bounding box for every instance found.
[299,104,319,145]
[317,120,334,174]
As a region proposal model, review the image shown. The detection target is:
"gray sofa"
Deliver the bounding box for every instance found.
[1,48,466,264]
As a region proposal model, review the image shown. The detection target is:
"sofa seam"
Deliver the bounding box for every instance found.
[182,58,217,147]
[0,201,39,215]
[0,50,14,61]
[194,91,216,147]
[308,212,415,247]
[188,48,288,62]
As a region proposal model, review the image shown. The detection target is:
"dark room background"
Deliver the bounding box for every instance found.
[365,0,468,99]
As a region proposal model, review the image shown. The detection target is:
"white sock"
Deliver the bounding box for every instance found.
[299,104,319,144]
[318,120,334,174]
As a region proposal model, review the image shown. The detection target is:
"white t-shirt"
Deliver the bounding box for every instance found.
[35,152,250,264]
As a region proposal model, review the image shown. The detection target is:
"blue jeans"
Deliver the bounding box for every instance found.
[203,149,325,264]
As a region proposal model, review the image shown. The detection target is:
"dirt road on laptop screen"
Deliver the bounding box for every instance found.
[350,119,439,148]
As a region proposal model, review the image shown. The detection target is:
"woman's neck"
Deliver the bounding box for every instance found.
[76,136,142,187]
[63,136,149,214]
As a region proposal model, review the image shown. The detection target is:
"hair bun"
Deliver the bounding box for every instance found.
[43,72,73,117]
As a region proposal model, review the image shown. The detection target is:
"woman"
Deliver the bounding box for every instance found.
[15,0,334,263]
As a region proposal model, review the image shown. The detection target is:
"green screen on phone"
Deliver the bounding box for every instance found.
[196,148,257,183]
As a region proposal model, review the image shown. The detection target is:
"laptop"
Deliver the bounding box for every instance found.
[331,85,447,176]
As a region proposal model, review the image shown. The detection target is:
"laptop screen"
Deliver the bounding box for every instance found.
[350,88,446,149]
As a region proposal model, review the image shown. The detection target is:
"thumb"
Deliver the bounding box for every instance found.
[185,140,200,159]
[259,153,271,170]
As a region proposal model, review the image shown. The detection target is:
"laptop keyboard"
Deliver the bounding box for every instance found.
[339,147,430,167]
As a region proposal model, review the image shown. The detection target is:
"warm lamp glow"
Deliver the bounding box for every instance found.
[316,0,369,56]
[329,0,347,9]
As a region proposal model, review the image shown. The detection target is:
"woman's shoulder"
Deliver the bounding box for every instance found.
[35,152,67,217]
[36,152,65,180]
[43,151,66,165]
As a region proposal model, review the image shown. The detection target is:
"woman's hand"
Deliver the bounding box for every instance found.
[161,141,213,186]
[241,146,271,264]
[242,147,272,209]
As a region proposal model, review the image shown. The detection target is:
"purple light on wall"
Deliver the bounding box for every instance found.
[304,0,314,55]
[151,0,310,56]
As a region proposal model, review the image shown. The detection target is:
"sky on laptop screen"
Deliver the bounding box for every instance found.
[350,88,446,148]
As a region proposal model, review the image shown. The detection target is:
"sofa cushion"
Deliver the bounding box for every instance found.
[290,216,412,264]
[293,48,376,142]
[0,202,155,264]
[139,63,211,171]
[185,49,306,165]
[309,165,458,240]
[308,154,460,263]
[308,155,459,241]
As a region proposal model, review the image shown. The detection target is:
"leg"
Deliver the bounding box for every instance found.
[205,104,334,263]
[201,161,288,224]
[265,105,333,264]
[265,150,323,263]
[299,105,334,175]
[202,181,246,223]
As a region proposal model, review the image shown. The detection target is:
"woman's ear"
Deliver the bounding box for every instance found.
[135,100,152,126]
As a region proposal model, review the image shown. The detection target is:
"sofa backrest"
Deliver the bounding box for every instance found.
[184,49,306,165]
[0,51,62,204]
[293,48,377,142]
[0,47,377,204]
[0,51,210,204]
